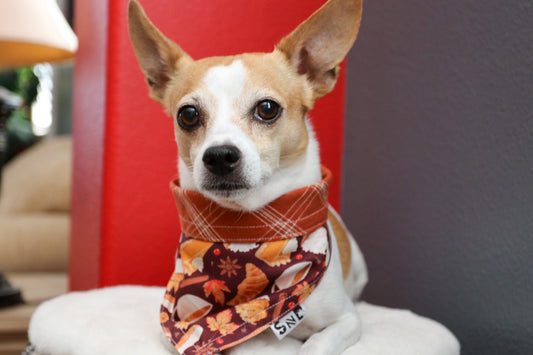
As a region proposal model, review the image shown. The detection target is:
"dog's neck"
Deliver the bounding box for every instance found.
[178,119,321,212]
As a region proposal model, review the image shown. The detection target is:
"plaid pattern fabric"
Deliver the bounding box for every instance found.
[161,167,332,355]
[171,168,331,243]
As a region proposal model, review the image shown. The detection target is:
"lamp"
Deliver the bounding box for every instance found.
[0,0,78,308]
[0,0,78,68]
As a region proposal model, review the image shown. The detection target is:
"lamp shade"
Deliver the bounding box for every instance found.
[0,0,78,67]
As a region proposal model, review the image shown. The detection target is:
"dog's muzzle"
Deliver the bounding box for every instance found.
[202,144,241,176]
[201,144,248,193]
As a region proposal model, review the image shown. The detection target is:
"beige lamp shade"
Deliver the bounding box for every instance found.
[0,0,78,67]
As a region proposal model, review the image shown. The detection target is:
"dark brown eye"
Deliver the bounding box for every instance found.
[255,100,281,122]
[177,105,200,130]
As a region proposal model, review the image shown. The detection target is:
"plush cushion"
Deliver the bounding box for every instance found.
[28,287,175,355]
[347,302,460,355]
[0,136,72,214]
[27,286,460,355]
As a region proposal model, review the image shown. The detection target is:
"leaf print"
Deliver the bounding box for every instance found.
[203,279,230,305]
[167,273,184,292]
[227,263,269,306]
[192,341,218,355]
[292,281,316,304]
[175,325,203,354]
[180,239,214,275]
[180,275,209,288]
[217,324,271,352]
[175,321,190,330]
[160,312,169,323]
[218,256,242,278]
[255,239,297,267]
[272,293,288,320]
[235,298,269,325]
[206,309,239,335]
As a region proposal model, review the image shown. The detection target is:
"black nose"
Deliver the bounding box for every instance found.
[202,145,242,176]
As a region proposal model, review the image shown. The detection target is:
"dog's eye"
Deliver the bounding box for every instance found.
[177,105,200,130]
[255,100,281,122]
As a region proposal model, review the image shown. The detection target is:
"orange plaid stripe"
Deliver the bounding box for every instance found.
[170,167,331,242]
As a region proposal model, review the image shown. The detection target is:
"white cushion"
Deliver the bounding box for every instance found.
[28,286,459,355]
[346,302,460,355]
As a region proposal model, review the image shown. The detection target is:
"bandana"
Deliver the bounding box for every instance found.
[161,167,332,355]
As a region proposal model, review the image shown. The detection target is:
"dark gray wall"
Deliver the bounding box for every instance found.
[342,1,532,355]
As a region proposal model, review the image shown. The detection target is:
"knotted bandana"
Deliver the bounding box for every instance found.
[161,167,332,355]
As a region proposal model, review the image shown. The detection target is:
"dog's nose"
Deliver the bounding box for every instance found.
[202,145,241,176]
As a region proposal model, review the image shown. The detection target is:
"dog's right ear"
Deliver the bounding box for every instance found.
[277,0,362,100]
[128,0,191,103]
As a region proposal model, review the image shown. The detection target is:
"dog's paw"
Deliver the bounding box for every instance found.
[299,312,361,355]
[300,333,334,355]
[300,333,353,355]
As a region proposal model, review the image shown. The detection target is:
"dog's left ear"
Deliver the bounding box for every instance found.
[277,0,362,100]
[128,0,192,103]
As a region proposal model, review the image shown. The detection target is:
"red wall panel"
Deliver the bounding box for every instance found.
[69,0,108,291]
[70,0,346,290]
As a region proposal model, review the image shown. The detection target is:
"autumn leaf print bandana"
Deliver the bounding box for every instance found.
[161,167,333,355]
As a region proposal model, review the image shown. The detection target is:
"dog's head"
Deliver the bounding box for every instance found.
[128,0,362,211]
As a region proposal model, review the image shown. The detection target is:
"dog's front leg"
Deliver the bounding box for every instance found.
[292,228,362,355]
[299,300,360,355]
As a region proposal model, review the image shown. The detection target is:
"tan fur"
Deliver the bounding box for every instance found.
[239,53,314,169]
[129,0,362,269]
[128,0,191,103]
[328,209,352,280]
[129,1,361,277]
[128,1,365,353]
[277,0,363,100]
[159,52,315,175]
[128,0,362,175]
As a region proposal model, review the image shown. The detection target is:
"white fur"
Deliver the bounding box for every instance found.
[195,60,262,198]
[184,120,321,211]
[224,222,362,355]
[179,60,263,207]
[176,58,357,353]
[235,119,321,211]
[178,59,321,211]
[328,206,368,301]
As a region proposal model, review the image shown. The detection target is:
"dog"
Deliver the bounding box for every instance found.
[128,0,366,354]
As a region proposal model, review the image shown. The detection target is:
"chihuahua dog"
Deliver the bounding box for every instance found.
[128,0,366,354]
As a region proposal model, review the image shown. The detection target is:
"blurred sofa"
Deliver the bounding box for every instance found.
[0,136,71,354]
[0,136,71,272]
[0,137,72,355]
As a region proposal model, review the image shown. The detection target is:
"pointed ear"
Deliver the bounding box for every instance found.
[128,0,191,103]
[277,0,362,100]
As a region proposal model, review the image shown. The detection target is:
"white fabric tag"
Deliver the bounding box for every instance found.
[270,305,306,340]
